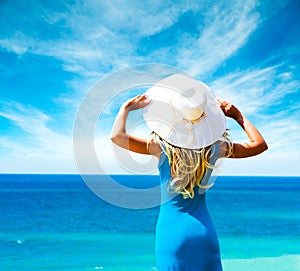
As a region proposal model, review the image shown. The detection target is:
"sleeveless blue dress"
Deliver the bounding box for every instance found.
[156,142,222,271]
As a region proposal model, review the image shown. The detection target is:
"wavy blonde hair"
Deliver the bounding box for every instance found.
[151,131,232,199]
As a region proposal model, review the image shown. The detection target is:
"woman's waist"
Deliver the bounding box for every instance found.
[159,199,208,217]
[156,205,213,231]
[160,190,207,205]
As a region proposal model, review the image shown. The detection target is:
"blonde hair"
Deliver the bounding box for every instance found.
[151,131,233,199]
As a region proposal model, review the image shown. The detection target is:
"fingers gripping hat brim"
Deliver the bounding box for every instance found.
[142,74,226,149]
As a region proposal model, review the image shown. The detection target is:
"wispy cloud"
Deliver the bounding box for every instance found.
[0,102,74,172]
[0,1,189,75]
[0,0,259,78]
[1,0,299,175]
[210,65,299,112]
[177,0,259,75]
[209,63,300,162]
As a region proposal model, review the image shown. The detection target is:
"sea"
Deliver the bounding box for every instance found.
[0,174,299,271]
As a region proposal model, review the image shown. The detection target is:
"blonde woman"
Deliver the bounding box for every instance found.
[111,74,267,271]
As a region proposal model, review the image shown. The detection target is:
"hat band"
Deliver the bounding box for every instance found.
[185,112,207,124]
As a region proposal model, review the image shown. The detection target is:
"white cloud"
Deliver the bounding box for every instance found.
[177,0,259,75]
[207,64,300,176]
[0,1,195,76]
[210,64,299,114]
[0,102,75,173]
[0,0,259,78]
[221,150,300,176]
[0,31,32,55]
[1,0,299,175]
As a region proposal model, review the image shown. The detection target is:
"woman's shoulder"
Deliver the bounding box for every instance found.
[216,139,232,159]
[148,138,162,159]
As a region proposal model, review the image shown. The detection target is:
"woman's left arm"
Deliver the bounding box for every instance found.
[110,94,161,158]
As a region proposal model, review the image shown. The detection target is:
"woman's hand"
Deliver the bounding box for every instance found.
[123,94,151,111]
[216,98,241,121]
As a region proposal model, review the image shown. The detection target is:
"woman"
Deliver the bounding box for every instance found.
[111,74,267,270]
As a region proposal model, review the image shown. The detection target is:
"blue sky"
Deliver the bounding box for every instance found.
[0,0,299,175]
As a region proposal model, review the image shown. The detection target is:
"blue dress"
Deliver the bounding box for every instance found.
[156,142,222,271]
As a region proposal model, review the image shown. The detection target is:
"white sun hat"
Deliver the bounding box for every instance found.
[142,74,226,149]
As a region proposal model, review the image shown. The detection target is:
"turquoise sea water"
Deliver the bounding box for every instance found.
[0,174,299,271]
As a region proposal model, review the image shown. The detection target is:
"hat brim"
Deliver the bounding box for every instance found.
[142,74,226,149]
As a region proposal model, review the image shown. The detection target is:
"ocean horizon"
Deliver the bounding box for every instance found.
[1,174,299,270]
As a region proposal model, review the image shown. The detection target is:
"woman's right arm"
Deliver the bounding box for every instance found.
[217,98,268,158]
